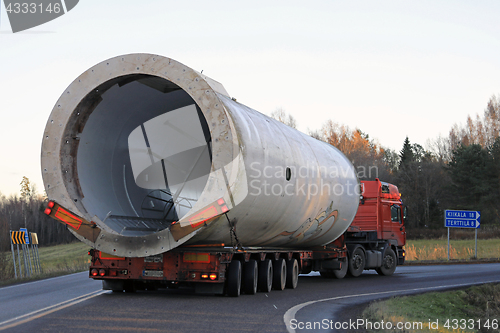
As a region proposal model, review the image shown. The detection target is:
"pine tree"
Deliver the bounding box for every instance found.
[447,144,498,224]
[398,137,414,170]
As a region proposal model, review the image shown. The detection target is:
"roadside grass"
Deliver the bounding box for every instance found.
[0,242,90,287]
[363,283,500,333]
[405,239,500,261]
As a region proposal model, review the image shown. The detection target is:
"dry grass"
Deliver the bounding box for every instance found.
[0,242,90,286]
[405,239,500,261]
[363,283,500,333]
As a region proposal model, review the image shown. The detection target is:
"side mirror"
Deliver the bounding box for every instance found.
[402,206,408,223]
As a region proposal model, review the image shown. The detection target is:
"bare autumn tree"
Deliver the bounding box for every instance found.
[484,95,500,145]
[270,107,297,129]
[0,191,14,280]
[447,95,500,153]
[0,178,77,251]
[20,176,35,201]
[427,135,452,163]
[313,120,393,181]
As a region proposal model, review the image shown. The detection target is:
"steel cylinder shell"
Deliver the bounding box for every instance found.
[41,54,359,257]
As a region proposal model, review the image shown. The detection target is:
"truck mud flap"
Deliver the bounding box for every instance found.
[102,279,125,291]
[195,283,225,295]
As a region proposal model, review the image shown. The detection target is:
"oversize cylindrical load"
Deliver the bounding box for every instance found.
[41,54,360,257]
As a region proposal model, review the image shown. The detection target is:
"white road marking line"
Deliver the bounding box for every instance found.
[283,279,500,333]
[0,289,108,331]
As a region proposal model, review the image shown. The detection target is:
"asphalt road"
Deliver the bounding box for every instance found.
[1,264,499,333]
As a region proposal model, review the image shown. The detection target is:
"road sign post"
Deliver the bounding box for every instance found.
[11,230,25,278]
[10,229,40,278]
[445,210,480,260]
[9,231,17,279]
[20,228,33,276]
[30,232,41,274]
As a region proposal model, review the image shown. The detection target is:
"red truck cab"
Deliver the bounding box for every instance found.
[343,179,406,277]
[354,179,406,247]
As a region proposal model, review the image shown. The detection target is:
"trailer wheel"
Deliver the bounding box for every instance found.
[258,259,273,292]
[348,247,365,277]
[227,260,242,297]
[286,258,299,289]
[272,258,287,290]
[333,259,348,279]
[376,248,397,276]
[243,259,258,294]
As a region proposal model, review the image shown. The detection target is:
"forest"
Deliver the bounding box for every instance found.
[1,95,499,254]
[0,177,75,252]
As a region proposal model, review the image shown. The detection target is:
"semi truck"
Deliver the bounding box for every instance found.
[41,54,406,296]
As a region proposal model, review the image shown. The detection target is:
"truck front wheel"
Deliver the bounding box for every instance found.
[348,247,365,277]
[376,248,397,276]
[333,259,348,279]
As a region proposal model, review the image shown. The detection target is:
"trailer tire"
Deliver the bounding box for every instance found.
[376,248,397,276]
[333,259,348,279]
[273,258,287,290]
[348,247,365,277]
[286,258,299,289]
[243,259,258,295]
[258,259,273,292]
[227,260,242,297]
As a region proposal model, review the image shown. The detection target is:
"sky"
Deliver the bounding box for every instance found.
[1,0,499,197]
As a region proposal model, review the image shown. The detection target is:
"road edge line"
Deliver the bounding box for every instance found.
[0,289,108,331]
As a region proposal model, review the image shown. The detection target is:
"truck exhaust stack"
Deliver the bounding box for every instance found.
[41,54,360,258]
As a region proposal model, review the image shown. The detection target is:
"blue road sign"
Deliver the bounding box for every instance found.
[19,228,30,244]
[445,210,480,229]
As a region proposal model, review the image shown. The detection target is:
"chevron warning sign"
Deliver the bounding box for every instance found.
[11,231,26,245]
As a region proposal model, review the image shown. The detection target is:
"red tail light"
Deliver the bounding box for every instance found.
[91,269,98,276]
[209,274,217,280]
[99,269,106,276]
[201,274,209,279]
[44,201,55,215]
